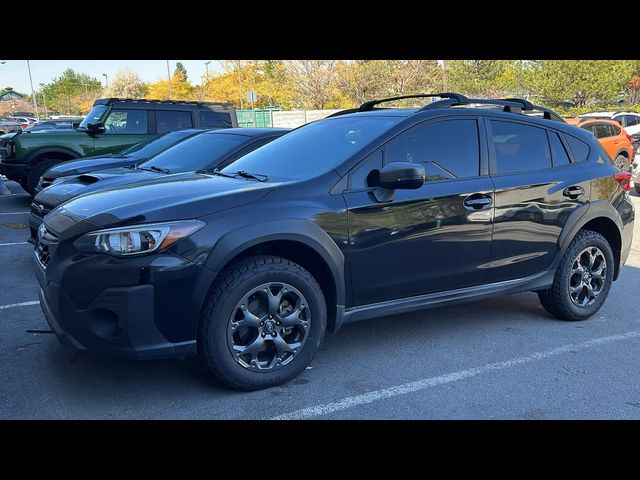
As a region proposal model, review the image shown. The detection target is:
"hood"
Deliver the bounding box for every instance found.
[36,168,164,208]
[44,173,280,240]
[44,155,142,179]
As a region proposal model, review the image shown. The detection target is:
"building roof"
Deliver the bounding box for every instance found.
[0,90,27,101]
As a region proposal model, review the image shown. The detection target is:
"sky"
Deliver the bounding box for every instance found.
[0,60,226,94]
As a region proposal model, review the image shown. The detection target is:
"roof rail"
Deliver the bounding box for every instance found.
[419,97,532,112]
[358,93,468,112]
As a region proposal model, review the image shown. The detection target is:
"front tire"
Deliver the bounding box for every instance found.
[538,230,614,321]
[199,255,327,390]
[25,159,58,196]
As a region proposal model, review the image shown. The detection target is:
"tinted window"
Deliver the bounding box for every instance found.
[142,133,247,173]
[200,110,233,128]
[626,115,640,127]
[548,132,571,167]
[565,135,590,162]
[490,121,551,174]
[594,124,613,138]
[120,130,196,157]
[221,116,400,181]
[103,109,148,134]
[580,124,596,135]
[384,119,480,178]
[610,124,621,136]
[156,111,193,134]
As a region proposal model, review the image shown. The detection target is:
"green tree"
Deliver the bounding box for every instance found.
[523,60,638,106]
[36,69,103,115]
[447,60,520,97]
[174,62,188,82]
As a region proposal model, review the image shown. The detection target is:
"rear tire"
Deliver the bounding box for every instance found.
[199,255,327,390]
[538,229,614,321]
[25,159,58,196]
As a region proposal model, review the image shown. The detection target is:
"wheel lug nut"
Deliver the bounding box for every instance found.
[272,332,277,337]
[262,332,266,337]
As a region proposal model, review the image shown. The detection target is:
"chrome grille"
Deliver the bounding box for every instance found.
[35,225,58,269]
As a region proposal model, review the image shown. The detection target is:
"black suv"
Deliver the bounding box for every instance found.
[0,98,238,195]
[33,93,635,390]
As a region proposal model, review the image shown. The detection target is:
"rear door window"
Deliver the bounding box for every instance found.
[489,120,551,174]
[155,110,193,134]
[548,132,571,167]
[594,124,613,138]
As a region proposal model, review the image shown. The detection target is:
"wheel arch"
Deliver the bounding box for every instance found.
[557,201,623,280]
[26,147,80,165]
[197,219,346,333]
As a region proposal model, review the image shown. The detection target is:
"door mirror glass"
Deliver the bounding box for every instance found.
[379,162,425,190]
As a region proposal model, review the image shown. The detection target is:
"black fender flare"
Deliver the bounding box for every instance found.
[195,218,346,332]
[555,200,623,276]
[26,147,80,165]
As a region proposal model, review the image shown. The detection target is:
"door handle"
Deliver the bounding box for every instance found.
[463,194,492,210]
[563,186,584,199]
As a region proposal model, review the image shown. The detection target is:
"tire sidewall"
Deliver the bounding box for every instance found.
[558,233,615,319]
[205,264,326,389]
[26,159,58,196]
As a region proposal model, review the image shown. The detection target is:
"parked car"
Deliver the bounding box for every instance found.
[579,111,640,138]
[565,117,635,170]
[9,116,36,129]
[0,117,23,135]
[35,128,209,192]
[0,97,238,195]
[24,121,77,132]
[33,93,634,390]
[29,128,289,241]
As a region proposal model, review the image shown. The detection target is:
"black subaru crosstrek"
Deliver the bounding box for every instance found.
[33,93,635,390]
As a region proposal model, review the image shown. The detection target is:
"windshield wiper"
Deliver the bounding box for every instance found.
[233,170,268,182]
[200,168,236,178]
[138,165,170,174]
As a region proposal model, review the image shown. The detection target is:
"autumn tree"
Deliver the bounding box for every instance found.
[174,62,188,82]
[285,60,339,109]
[104,68,146,98]
[146,70,192,101]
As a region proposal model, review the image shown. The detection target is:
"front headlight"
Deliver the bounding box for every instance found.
[73,220,205,256]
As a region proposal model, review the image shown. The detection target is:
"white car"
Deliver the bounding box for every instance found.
[579,111,640,137]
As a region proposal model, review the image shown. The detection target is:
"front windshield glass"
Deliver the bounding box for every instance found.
[120,130,195,157]
[78,105,108,129]
[220,116,400,180]
[141,133,246,173]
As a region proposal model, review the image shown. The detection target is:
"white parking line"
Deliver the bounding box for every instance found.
[0,300,40,310]
[0,211,29,215]
[0,242,29,247]
[271,330,640,420]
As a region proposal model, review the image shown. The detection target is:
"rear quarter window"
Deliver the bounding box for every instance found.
[200,110,233,128]
[565,135,591,163]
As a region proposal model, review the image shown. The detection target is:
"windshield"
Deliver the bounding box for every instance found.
[141,133,247,173]
[220,116,400,180]
[78,105,108,129]
[120,130,196,157]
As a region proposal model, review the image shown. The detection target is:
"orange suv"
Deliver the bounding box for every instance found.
[565,117,635,170]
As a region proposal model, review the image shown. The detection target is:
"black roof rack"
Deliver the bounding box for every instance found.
[359,93,468,112]
[93,98,233,108]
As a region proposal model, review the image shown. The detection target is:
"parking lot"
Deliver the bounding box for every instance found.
[1,178,640,419]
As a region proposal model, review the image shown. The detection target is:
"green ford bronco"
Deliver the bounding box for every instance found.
[0,98,238,195]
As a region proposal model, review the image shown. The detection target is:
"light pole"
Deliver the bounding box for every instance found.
[102,73,109,88]
[204,60,211,80]
[237,60,244,109]
[39,83,48,119]
[166,60,172,100]
[26,60,40,120]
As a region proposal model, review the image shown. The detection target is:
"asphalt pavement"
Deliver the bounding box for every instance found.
[1,179,640,419]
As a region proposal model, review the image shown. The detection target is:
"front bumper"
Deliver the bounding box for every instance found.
[33,242,207,359]
[0,160,27,181]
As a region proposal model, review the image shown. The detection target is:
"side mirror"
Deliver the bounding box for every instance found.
[379,162,425,190]
[86,122,105,135]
